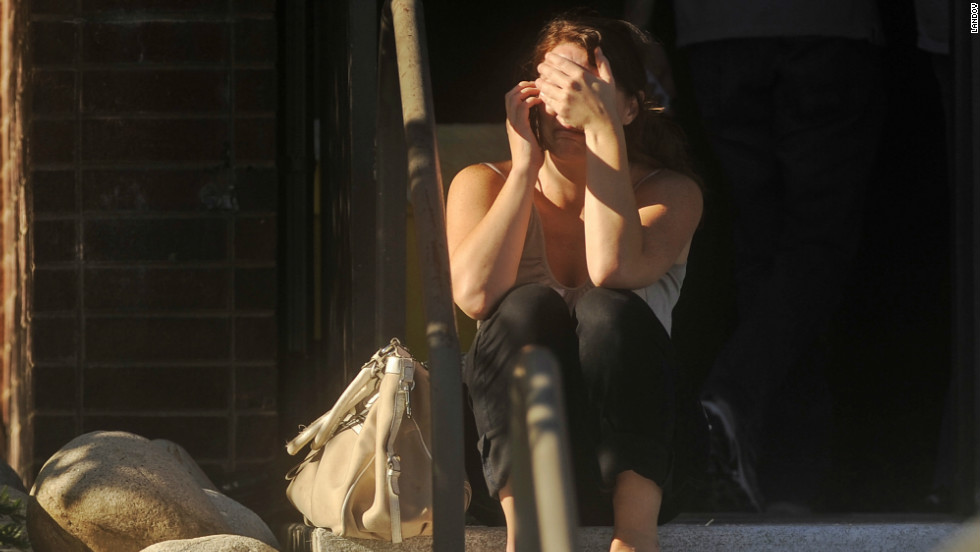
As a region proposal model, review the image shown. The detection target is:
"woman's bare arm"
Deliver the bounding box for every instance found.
[446,163,536,320]
[615,170,703,285]
[537,47,701,288]
[448,81,547,319]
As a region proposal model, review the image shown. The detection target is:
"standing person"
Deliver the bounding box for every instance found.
[446,11,707,552]
[674,0,886,511]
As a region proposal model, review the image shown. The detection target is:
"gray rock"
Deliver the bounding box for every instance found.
[150,439,218,491]
[139,534,279,552]
[150,439,218,492]
[0,460,26,494]
[26,494,90,552]
[203,490,279,549]
[30,431,231,552]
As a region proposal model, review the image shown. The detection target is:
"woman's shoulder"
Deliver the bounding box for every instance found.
[632,165,699,192]
[632,165,703,210]
[447,160,514,205]
[455,160,512,180]
[450,160,513,191]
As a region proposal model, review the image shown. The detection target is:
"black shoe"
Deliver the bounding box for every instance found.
[701,398,765,512]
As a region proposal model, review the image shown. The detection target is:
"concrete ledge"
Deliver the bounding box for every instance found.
[282,515,971,551]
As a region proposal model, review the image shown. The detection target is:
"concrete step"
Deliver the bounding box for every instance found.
[281,514,976,552]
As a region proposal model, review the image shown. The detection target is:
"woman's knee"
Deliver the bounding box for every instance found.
[576,288,650,340]
[576,287,672,385]
[498,283,567,315]
[493,283,570,337]
[466,284,572,390]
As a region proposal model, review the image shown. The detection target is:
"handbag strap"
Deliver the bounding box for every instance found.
[285,338,415,456]
[383,351,416,543]
[285,365,376,455]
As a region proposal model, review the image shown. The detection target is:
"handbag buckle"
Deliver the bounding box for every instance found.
[387,454,402,474]
[401,381,414,418]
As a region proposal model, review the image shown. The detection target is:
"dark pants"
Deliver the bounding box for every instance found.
[463,284,707,524]
[687,37,884,502]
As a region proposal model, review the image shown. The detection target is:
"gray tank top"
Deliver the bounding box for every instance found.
[484,163,687,335]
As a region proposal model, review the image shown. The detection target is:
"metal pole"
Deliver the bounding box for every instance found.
[388,1,466,549]
[511,346,579,552]
[510,363,541,552]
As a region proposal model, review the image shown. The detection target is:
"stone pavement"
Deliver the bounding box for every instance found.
[283,514,975,551]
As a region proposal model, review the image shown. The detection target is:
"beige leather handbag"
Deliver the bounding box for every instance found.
[285,338,470,542]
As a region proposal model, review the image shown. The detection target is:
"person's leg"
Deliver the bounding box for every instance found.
[685,38,781,510]
[576,288,678,551]
[718,37,883,411]
[497,488,518,552]
[611,471,664,552]
[708,37,884,510]
[756,349,833,511]
[686,39,781,324]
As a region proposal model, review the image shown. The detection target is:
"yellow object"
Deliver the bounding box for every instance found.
[405,124,510,359]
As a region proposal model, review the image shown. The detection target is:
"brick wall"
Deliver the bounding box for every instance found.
[28,0,278,482]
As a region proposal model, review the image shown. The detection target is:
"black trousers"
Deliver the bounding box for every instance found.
[688,37,884,416]
[463,284,707,524]
[687,37,884,503]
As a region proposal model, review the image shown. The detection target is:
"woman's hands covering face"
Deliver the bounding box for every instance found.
[505,80,545,172]
[535,47,619,131]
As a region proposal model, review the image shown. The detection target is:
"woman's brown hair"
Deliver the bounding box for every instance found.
[523,11,699,183]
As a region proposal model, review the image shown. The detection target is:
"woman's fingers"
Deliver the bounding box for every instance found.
[518,83,540,101]
[536,83,565,118]
[536,63,566,87]
[523,95,544,109]
[507,80,537,95]
[536,52,594,111]
[534,76,560,96]
[543,51,586,76]
[504,82,545,169]
[508,81,539,102]
[505,81,543,139]
[534,76,568,117]
[537,51,617,130]
[594,47,614,85]
[537,55,584,87]
[507,83,539,113]
[534,88,558,117]
[516,80,537,93]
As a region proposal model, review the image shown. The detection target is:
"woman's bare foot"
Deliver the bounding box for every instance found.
[611,532,660,552]
[610,470,663,552]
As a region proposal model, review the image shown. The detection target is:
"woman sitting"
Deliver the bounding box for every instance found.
[447,12,707,552]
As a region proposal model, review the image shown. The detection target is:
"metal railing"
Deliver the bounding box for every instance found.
[378,0,465,549]
[379,2,578,550]
[510,346,580,552]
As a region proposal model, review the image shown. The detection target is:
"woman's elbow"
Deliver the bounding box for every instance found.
[589,260,658,290]
[588,259,627,289]
[458,301,491,322]
[452,284,493,321]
